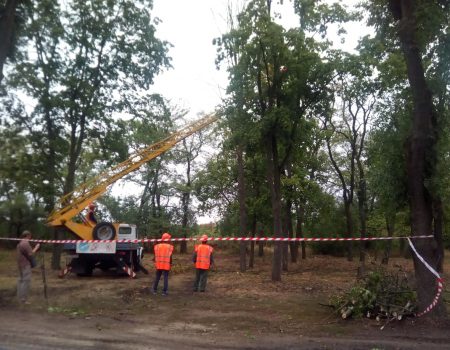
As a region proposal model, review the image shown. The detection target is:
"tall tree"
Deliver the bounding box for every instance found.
[364,0,448,317]
[366,89,410,265]
[7,0,171,268]
[174,119,208,253]
[219,0,291,280]
[388,0,447,317]
[215,0,349,280]
[324,52,377,268]
[124,103,173,236]
[215,2,252,272]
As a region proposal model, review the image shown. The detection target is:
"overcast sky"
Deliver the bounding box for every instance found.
[151,0,365,120]
[152,0,232,119]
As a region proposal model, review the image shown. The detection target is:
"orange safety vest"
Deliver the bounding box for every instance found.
[195,244,213,270]
[154,243,173,271]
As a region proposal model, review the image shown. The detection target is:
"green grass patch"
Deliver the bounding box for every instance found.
[47,305,87,317]
[0,249,13,263]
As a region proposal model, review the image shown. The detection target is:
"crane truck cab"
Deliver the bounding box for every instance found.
[64,222,144,276]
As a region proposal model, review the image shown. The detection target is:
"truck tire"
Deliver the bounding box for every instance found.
[93,222,116,240]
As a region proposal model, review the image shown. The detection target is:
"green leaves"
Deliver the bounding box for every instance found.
[293,0,359,34]
[0,0,172,233]
[331,268,416,321]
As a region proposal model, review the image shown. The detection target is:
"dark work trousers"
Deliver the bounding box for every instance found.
[153,269,169,293]
[193,268,209,292]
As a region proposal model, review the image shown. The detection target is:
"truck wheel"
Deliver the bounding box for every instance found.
[93,222,116,240]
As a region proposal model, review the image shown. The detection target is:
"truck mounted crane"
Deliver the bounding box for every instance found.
[47,114,218,276]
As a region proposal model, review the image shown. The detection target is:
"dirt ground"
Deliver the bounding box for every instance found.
[0,243,449,350]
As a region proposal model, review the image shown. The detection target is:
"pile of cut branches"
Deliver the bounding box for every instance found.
[330,268,416,329]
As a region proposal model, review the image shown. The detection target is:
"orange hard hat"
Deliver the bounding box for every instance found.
[88,203,96,209]
[162,232,171,240]
[200,234,208,242]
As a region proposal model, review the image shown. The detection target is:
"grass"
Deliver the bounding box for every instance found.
[47,305,87,317]
[0,250,10,263]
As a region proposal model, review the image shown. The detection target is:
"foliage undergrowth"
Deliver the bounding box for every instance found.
[330,267,416,326]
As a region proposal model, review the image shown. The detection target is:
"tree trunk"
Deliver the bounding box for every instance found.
[0,0,18,83]
[295,202,306,259]
[137,171,154,236]
[282,240,289,272]
[357,177,367,278]
[180,144,192,254]
[51,228,63,270]
[433,197,444,273]
[289,201,298,263]
[382,212,396,265]
[265,133,282,281]
[325,129,354,262]
[344,200,354,262]
[257,228,265,257]
[258,234,264,256]
[393,0,446,317]
[249,216,257,268]
[180,189,189,254]
[237,146,247,272]
[284,163,297,264]
[43,78,58,270]
[51,129,83,270]
[281,201,291,271]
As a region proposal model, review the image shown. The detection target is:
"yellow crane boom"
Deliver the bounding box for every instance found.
[46,114,218,233]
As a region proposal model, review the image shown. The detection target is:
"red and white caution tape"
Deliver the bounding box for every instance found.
[1,234,442,316]
[407,238,444,317]
[0,235,434,244]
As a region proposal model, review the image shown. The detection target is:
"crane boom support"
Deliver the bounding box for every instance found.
[47,114,218,228]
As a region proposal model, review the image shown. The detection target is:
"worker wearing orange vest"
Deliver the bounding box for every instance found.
[152,232,174,296]
[193,234,214,292]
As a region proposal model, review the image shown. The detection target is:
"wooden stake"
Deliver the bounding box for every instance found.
[40,252,48,306]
